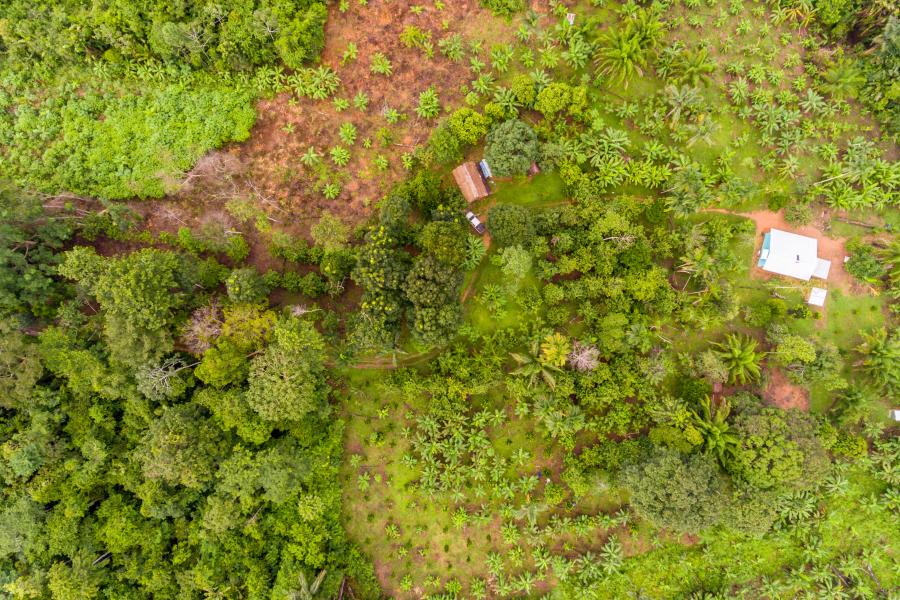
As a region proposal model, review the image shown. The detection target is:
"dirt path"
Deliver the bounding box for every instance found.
[347,346,444,370]
[706,208,853,293]
[762,367,809,411]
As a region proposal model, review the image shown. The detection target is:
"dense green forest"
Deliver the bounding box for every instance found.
[1,0,899,599]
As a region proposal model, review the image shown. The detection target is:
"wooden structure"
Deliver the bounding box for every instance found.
[452,162,490,203]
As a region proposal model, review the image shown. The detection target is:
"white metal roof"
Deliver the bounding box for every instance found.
[812,258,832,280]
[808,287,827,307]
[761,229,820,281]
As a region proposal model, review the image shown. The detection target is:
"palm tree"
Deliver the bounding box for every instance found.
[674,47,716,86]
[594,27,647,87]
[629,7,664,50]
[856,328,900,395]
[877,239,900,292]
[685,116,720,148]
[510,337,565,389]
[664,84,702,126]
[690,396,739,466]
[292,570,327,600]
[712,333,763,384]
[821,58,865,100]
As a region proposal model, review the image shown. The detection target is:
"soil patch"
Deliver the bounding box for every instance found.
[232,0,511,228]
[762,367,809,411]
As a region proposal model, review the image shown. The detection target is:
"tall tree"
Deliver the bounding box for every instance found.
[246,317,330,423]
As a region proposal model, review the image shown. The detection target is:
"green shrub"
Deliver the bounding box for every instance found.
[484,119,540,177]
[226,268,269,304]
[479,0,525,16]
[845,240,883,282]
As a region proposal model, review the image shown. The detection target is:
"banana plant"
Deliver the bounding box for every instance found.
[292,569,326,600]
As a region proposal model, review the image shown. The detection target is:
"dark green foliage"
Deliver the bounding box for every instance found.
[427,123,464,165]
[419,221,468,265]
[139,403,228,489]
[621,448,728,533]
[245,317,330,422]
[58,246,187,366]
[729,396,830,491]
[484,119,540,177]
[0,0,328,73]
[487,203,535,247]
[404,255,463,343]
[860,15,900,135]
[349,226,411,350]
[0,185,73,319]
[390,170,449,216]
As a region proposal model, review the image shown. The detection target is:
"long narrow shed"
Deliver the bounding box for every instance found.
[452,162,490,203]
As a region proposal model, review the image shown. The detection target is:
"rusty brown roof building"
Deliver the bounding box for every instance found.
[452,162,490,203]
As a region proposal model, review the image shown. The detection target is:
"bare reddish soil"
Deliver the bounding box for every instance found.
[232,1,511,225]
[127,2,516,270]
[762,367,810,411]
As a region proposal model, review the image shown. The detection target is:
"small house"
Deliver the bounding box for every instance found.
[757,229,831,281]
[453,162,490,203]
[807,287,827,307]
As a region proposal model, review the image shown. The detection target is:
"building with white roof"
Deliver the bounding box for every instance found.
[757,229,831,281]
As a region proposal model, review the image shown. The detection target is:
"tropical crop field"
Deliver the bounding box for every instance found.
[1,0,899,599]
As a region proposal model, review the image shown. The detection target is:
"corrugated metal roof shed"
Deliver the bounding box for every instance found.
[452,162,490,203]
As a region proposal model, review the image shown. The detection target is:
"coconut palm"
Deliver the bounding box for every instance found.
[665,84,703,126]
[856,328,900,394]
[712,333,763,384]
[594,27,648,87]
[690,395,739,466]
[821,58,865,100]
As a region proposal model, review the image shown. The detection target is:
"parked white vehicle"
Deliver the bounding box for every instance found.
[465,211,486,234]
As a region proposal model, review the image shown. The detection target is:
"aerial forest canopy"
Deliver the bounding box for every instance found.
[0,0,328,71]
[1,0,900,599]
